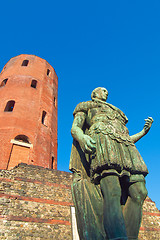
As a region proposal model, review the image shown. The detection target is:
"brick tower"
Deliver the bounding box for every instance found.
[0,54,58,170]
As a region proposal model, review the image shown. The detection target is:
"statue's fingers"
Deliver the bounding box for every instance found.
[90,139,96,144]
[145,117,153,122]
[85,140,96,153]
[85,143,93,151]
[147,118,153,123]
[144,121,150,125]
[85,147,93,154]
[86,139,94,146]
[148,116,153,120]
[86,136,96,144]
[88,142,96,150]
[145,120,152,125]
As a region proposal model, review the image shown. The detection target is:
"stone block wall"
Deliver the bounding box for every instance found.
[0,164,73,240]
[0,163,159,239]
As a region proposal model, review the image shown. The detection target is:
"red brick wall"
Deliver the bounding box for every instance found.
[0,55,58,170]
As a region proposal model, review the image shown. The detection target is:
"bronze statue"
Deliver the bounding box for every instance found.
[70,87,153,240]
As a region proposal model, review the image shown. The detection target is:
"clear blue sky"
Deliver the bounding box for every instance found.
[0,1,159,209]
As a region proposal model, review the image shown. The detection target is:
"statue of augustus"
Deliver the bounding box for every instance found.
[70,87,153,240]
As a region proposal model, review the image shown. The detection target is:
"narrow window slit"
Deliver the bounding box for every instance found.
[31,80,37,89]
[42,111,47,126]
[53,97,57,107]
[0,78,8,87]
[47,69,50,76]
[22,60,29,66]
[4,100,15,112]
[51,156,54,169]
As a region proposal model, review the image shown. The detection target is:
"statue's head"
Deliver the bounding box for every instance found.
[91,87,108,102]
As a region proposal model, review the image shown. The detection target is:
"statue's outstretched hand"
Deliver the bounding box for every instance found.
[79,135,96,154]
[143,117,154,134]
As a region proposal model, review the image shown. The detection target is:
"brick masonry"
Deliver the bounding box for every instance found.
[0,163,159,239]
[0,55,58,170]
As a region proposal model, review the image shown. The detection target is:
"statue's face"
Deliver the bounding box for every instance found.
[95,87,108,101]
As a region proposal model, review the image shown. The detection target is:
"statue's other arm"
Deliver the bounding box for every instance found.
[130,117,153,143]
[71,112,96,153]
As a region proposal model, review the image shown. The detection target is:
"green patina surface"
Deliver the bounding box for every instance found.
[70,87,153,240]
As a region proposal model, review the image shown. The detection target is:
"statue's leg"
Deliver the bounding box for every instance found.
[123,181,148,240]
[100,175,128,240]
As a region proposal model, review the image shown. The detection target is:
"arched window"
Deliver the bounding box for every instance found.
[47,69,50,76]
[22,60,29,66]
[4,100,15,112]
[42,111,47,126]
[31,80,37,89]
[14,135,30,143]
[0,78,8,87]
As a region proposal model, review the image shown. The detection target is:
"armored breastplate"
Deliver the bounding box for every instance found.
[87,104,134,146]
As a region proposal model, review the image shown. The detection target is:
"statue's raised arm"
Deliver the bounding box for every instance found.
[130,117,154,143]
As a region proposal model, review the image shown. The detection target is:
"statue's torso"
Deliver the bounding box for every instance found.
[86,103,133,145]
[70,100,148,179]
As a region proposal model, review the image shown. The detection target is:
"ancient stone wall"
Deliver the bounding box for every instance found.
[0,164,73,240]
[0,164,159,239]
